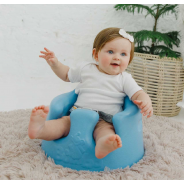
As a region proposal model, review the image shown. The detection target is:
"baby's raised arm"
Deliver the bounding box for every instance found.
[39,47,70,82]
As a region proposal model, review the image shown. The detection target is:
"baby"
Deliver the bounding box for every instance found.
[28,27,153,159]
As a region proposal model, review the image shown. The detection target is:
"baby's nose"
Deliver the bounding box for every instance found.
[113,54,120,60]
[113,56,120,60]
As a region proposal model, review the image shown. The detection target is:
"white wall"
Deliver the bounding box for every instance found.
[0,4,182,111]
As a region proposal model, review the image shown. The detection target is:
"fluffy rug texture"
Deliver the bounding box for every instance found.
[178,4,184,60]
[0,109,184,180]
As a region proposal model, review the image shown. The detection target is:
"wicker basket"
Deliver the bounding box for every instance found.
[126,52,184,117]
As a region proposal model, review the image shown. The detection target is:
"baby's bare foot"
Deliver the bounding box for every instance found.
[95,134,122,159]
[28,105,49,139]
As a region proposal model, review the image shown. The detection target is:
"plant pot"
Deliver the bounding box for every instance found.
[126,52,184,117]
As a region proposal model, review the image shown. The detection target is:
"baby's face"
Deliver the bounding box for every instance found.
[93,37,131,75]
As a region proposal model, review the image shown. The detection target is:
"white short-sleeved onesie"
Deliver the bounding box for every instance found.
[68,61,142,116]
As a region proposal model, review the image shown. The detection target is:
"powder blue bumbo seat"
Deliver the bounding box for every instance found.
[41,90,145,171]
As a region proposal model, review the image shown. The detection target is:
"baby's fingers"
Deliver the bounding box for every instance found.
[139,101,148,110]
[44,47,54,54]
[141,104,151,114]
[133,100,143,109]
[40,51,48,55]
[40,51,53,57]
[134,100,142,104]
[147,110,153,118]
[135,100,147,109]
[44,47,50,52]
[142,106,152,116]
[39,55,46,58]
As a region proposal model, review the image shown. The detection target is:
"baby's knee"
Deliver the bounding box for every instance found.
[59,116,71,130]
[59,116,71,137]
[61,116,70,125]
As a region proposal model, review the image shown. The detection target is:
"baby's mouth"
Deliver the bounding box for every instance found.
[111,63,119,66]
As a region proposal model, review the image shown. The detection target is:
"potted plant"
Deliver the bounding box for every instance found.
[114,4,184,117]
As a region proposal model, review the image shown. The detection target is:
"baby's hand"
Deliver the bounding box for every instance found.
[133,100,153,118]
[39,47,59,67]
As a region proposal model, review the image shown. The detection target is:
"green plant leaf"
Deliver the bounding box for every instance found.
[158,4,178,19]
[151,45,181,58]
[134,30,179,48]
[163,31,180,47]
[114,4,155,18]
[135,46,151,53]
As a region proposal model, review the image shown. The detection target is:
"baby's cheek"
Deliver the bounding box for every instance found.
[121,59,129,67]
[101,56,110,66]
[119,63,127,72]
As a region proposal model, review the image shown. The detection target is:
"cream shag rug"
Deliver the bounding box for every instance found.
[0,109,184,180]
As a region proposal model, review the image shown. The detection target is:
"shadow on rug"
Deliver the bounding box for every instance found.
[0,109,184,179]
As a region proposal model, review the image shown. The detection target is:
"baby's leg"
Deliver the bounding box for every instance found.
[93,120,122,159]
[28,105,70,141]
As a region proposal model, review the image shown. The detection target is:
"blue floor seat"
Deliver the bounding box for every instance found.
[41,90,144,171]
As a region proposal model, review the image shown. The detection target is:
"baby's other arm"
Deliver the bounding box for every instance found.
[51,61,70,82]
[39,47,70,82]
[131,90,153,118]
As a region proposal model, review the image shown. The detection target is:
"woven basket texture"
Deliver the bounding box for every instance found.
[126,52,184,117]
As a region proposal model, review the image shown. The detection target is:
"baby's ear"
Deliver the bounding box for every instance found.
[92,48,98,61]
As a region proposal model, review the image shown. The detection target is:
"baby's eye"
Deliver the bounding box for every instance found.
[121,53,126,56]
[108,50,113,54]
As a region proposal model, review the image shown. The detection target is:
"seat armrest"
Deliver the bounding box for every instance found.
[112,96,142,137]
[69,109,99,145]
[46,90,78,120]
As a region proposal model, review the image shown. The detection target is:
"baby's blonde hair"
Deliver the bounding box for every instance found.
[92,27,134,65]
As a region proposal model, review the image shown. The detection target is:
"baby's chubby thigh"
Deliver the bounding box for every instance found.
[93,119,116,142]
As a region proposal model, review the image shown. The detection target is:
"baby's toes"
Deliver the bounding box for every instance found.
[115,135,121,141]
[41,105,45,109]
[38,106,42,109]
[119,142,122,147]
[32,108,36,113]
[35,106,38,110]
[116,135,122,146]
[31,107,39,116]
[44,106,49,113]
[37,105,45,110]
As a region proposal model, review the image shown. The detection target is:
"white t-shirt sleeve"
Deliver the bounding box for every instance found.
[68,62,86,83]
[123,72,143,100]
